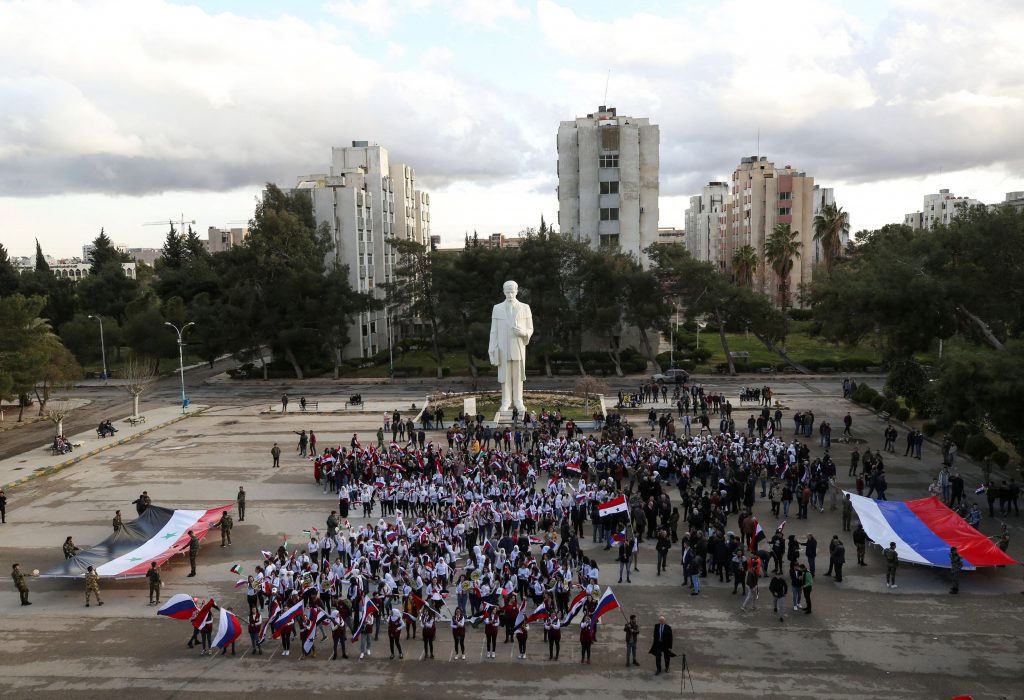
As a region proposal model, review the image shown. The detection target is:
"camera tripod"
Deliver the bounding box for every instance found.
[678,652,695,697]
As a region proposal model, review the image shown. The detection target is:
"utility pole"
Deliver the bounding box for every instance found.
[164,321,195,413]
[88,315,108,382]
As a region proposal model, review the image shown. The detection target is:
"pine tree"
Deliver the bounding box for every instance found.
[539,215,548,235]
[184,225,208,260]
[0,242,19,295]
[160,224,184,269]
[89,228,125,273]
[34,239,49,272]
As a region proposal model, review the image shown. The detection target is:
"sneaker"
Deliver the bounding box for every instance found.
[891,584,898,589]
[793,605,798,611]
[359,653,365,659]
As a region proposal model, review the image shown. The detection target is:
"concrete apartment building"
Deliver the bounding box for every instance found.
[207,227,249,253]
[295,142,430,359]
[684,181,729,268]
[557,106,659,263]
[719,156,816,300]
[904,189,983,230]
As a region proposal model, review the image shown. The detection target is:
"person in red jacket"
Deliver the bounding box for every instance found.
[515,621,529,659]
[330,608,348,660]
[248,606,263,655]
[451,608,467,659]
[484,607,500,658]
[388,608,405,659]
[579,615,595,664]
[420,607,436,659]
[502,594,518,643]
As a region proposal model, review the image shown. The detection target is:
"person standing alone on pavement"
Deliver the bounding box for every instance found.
[769,572,788,621]
[146,562,161,605]
[237,486,246,522]
[649,615,674,675]
[12,563,30,605]
[0,488,7,524]
[624,615,639,667]
[271,443,281,468]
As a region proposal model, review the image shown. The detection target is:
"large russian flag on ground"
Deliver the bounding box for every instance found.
[846,493,1017,569]
[592,587,620,623]
[157,593,198,620]
[212,608,243,649]
[598,495,628,518]
[41,505,233,579]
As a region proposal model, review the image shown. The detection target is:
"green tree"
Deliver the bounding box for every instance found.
[382,237,444,378]
[0,294,80,420]
[730,245,758,287]
[88,228,128,274]
[34,239,49,272]
[184,225,209,261]
[0,243,19,296]
[319,265,378,379]
[159,224,186,270]
[812,202,850,274]
[764,224,801,311]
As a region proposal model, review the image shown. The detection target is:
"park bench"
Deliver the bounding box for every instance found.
[758,367,774,374]
[126,415,146,427]
[300,401,319,412]
[345,395,362,409]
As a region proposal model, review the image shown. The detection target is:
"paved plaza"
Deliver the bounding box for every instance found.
[0,375,1021,699]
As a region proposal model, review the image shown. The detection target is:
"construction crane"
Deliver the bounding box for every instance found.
[143,214,196,236]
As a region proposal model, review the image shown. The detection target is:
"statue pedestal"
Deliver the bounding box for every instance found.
[492,409,518,426]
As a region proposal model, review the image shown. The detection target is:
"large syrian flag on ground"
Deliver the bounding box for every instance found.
[846,493,1018,569]
[41,505,234,579]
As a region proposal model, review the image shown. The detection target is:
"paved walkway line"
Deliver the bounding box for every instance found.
[1,407,210,491]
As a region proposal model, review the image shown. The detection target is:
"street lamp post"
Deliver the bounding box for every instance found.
[87,315,108,382]
[164,321,195,413]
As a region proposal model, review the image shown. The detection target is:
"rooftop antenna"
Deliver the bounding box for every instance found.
[603,69,611,106]
[756,128,760,158]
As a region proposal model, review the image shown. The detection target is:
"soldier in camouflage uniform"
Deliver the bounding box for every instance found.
[236,487,246,522]
[146,561,161,605]
[219,511,233,547]
[85,565,103,607]
[187,530,199,577]
[949,546,963,594]
[12,563,30,605]
[112,510,123,533]
[63,536,80,560]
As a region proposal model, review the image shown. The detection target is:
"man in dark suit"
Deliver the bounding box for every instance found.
[649,615,674,675]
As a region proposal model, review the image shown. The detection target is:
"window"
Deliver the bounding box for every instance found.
[779,192,791,200]
[600,207,619,221]
[600,181,619,195]
[778,207,791,216]
[599,234,620,248]
[599,154,619,168]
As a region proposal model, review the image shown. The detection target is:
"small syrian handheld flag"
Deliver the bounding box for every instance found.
[528,536,544,546]
[302,608,326,653]
[260,550,274,560]
[212,608,243,649]
[598,494,628,518]
[777,520,787,532]
[192,598,216,630]
[764,419,775,438]
[752,520,765,548]
[561,591,588,625]
[975,484,987,495]
[230,564,243,575]
[565,461,581,475]
[157,593,198,620]
[592,587,620,624]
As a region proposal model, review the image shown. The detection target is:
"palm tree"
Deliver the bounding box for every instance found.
[763,223,802,312]
[730,245,758,287]
[812,202,850,273]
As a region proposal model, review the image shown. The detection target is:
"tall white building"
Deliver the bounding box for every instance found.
[684,181,729,267]
[296,142,430,359]
[904,188,982,230]
[557,106,659,262]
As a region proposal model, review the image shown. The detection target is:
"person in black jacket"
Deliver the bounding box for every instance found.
[649,616,674,675]
[769,573,789,621]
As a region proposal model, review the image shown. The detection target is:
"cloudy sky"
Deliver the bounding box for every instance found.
[2,0,1023,258]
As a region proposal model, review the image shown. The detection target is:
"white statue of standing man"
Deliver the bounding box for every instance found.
[488,280,533,413]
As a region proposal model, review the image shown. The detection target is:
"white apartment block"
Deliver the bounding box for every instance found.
[557,106,659,263]
[295,141,430,359]
[684,181,729,268]
[904,188,982,230]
